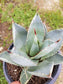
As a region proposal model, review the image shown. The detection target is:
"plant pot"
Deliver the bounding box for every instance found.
[3,44,62,84]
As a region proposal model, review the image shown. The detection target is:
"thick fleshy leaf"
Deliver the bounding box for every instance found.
[20,69,32,84]
[30,34,39,56]
[46,29,63,41]
[32,39,62,60]
[26,13,45,54]
[40,39,54,50]
[12,22,27,50]
[46,53,63,65]
[28,61,54,78]
[10,50,37,67]
[43,23,47,36]
[20,45,26,52]
[0,51,16,65]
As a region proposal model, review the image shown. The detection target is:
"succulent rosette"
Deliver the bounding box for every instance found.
[0,13,63,84]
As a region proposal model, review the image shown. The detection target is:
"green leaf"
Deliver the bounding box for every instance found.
[32,39,62,60]
[46,29,63,41]
[26,13,45,54]
[20,69,32,84]
[30,35,39,56]
[46,53,63,65]
[12,22,27,50]
[0,51,16,65]
[10,50,37,67]
[28,61,54,78]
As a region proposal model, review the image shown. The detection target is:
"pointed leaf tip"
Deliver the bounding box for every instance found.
[12,19,14,23]
[45,29,63,41]
[43,21,46,25]
[47,73,52,78]
[34,28,36,35]
[12,23,27,50]
[36,13,38,16]
[56,39,61,43]
[7,50,11,54]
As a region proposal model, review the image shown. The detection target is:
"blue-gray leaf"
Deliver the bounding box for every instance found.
[30,34,39,56]
[46,53,63,65]
[0,51,16,65]
[12,22,27,50]
[20,69,32,84]
[26,13,45,54]
[46,29,63,41]
[10,50,37,67]
[28,61,54,78]
[32,39,62,60]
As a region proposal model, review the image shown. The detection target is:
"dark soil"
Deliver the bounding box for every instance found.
[28,76,48,84]
[7,63,22,81]
[6,63,49,84]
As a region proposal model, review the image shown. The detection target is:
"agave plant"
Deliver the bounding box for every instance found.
[0,13,63,84]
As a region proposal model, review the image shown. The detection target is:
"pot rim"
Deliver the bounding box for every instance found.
[3,62,62,84]
[3,44,62,84]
